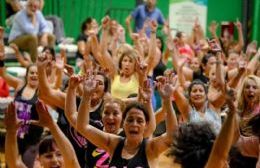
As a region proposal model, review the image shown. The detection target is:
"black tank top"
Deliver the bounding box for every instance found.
[56,97,103,168]
[109,138,150,168]
[14,85,43,154]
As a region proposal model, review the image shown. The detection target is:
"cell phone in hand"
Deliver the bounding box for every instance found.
[207,38,222,53]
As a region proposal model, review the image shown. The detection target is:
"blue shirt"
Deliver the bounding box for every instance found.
[131,4,165,36]
[9,9,50,42]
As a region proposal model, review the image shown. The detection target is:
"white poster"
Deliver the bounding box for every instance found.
[169,0,208,36]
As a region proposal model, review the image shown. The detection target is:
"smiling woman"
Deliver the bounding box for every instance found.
[0,61,43,167]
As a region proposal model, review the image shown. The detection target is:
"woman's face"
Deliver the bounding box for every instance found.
[92,75,105,101]
[89,19,98,34]
[227,53,239,70]
[109,20,118,35]
[102,102,122,134]
[44,49,54,62]
[121,55,135,76]
[27,65,38,87]
[190,57,200,72]
[123,108,147,141]
[243,79,258,103]
[205,56,216,73]
[190,84,207,105]
[39,144,64,168]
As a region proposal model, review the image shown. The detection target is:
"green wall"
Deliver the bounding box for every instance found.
[0,0,254,41]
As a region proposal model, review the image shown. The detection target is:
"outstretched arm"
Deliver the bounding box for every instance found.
[65,75,84,127]
[206,89,237,168]
[37,53,66,109]
[125,15,133,37]
[147,76,178,158]
[76,77,119,155]
[210,53,226,109]
[5,102,27,168]
[138,80,156,138]
[33,101,80,168]
[10,43,32,67]
[233,20,244,53]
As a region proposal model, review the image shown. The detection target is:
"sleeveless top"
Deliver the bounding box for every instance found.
[14,85,43,154]
[239,104,260,136]
[189,102,222,133]
[86,130,126,168]
[57,97,103,168]
[111,74,139,99]
[109,138,150,168]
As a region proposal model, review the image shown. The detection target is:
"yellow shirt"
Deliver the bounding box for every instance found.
[111,74,139,99]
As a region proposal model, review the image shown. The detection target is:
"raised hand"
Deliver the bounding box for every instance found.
[150,20,158,32]
[162,19,170,35]
[37,52,49,67]
[68,75,84,90]
[83,75,98,97]
[135,55,148,76]
[246,41,257,56]
[209,21,219,34]
[237,58,247,74]
[234,19,242,30]
[55,54,65,70]
[157,74,178,99]
[30,100,54,128]
[164,69,175,84]
[102,16,110,30]
[64,64,75,77]
[139,80,152,104]
[131,33,140,42]
[4,102,22,131]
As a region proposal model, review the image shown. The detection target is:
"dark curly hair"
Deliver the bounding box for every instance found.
[169,122,216,168]
[187,79,208,102]
[122,102,149,122]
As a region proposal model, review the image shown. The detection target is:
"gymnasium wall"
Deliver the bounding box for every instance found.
[0,0,258,41]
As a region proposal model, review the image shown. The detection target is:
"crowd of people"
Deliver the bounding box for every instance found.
[0,0,260,167]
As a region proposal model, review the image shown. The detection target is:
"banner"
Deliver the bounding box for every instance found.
[169,0,208,36]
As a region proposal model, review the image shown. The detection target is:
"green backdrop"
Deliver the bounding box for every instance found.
[1,0,260,42]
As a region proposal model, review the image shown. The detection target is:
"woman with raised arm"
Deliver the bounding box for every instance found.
[169,89,237,168]
[5,101,80,168]
[0,44,43,167]
[37,52,109,167]
[173,78,224,133]
[90,16,159,99]
[76,73,177,167]
[65,73,156,167]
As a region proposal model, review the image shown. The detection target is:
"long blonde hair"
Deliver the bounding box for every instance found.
[237,75,260,115]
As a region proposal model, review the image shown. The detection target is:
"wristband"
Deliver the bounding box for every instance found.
[0,60,4,67]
